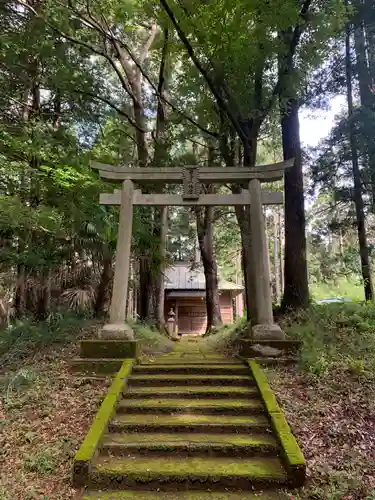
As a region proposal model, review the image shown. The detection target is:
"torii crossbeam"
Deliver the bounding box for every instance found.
[92,160,293,340]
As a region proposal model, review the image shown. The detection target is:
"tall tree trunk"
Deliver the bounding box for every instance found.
[279,208,285,295]
[138,256,152,320]
[196,202,222,333]
[353,7,375,208]
[94,249,113,318]
[345,16,374,301]
[155,206,168,331]
[220,124,258,324]
[153,30,170,331]
[273,210,281,303]
[280,98,309,310]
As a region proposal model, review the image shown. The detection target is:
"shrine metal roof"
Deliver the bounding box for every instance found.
[164,262,243,292]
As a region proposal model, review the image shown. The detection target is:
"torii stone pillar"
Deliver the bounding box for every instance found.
[248,179,285,340]
[100,179,134,340]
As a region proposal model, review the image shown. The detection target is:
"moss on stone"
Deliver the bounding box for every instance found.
[134,364,248,374]
[130,374,254,388]
[72,359,134,486]
[112,413,269,426]
[248,360,306,487]
[83,492,286,499]
[100,431,277,457]
[126,385,258,397]
[70,358,124,375]
[120,396,263,410]
[118,397,263,412]
[80,340,138,359]
[92,455,288,484]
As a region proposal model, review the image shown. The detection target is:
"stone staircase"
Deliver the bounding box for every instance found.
[81,339,302,498]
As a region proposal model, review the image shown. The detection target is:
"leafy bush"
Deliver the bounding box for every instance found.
[203,303,375,380]
[129,321,174,355]
[201,318,248,354]
[280,302,375,378]
[0,312,91,368]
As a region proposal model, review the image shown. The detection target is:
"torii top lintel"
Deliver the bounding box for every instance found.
[91,158,294,185]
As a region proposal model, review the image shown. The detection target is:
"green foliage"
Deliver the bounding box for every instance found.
[201,318,248,354]
[23,451,55,474]
[281,303,375,378]
[310,278,364,301]
[0,313,91,368]
[130,321,174,355]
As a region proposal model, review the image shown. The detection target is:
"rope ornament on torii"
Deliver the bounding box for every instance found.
[91,160,294,341]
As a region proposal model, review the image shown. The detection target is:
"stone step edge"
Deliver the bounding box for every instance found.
[100,433,278,456]
[72,359,135,488]
[123,387,260,399]
[82,490,286,499]
[116,399,264,415]
[90,456,288,489]
[108,417,271,434]
[247,360,306,488]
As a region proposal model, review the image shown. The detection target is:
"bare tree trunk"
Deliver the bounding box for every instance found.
[94,249,113,318]
[353,7,375,208]
[196,204,222,333]
[153,30,170,331]
[345,15,374,301]
[274,210,281,303]
[280,98,309,310]
[155,206,168,331]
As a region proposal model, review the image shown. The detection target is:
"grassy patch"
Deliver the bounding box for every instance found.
[310,277,364,301]
[0,312,94,370]
[280,302,375,378]
[0,342,108,498]
[267,364,375,499]
[200,318,248,354]
[130,321,174,356]
[24,451,55,474]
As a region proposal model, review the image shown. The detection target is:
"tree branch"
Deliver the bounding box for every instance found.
[74,90,146,132]
[159,0,246,142]
[261,0,312,120]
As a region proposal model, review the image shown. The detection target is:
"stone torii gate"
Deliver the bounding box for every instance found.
[92,160,294,340]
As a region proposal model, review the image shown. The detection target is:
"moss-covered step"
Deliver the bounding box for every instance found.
[139,357,242,365]
[80,340,138,359]
[128,374,255,387]
[83,489,288,499]
[89,455,288,490]
[108,413,271,434]
[100,432,278,457]
[133,364,248,375]
[69,358,124,375]
[124,385,259,399]
[248,360,306,487]
[117,397,264,415]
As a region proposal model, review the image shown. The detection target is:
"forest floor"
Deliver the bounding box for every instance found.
[268,365,375,500]
[0,333,109,500]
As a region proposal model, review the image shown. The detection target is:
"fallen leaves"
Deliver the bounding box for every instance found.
[268,365,375,500]
[0,339,109,500]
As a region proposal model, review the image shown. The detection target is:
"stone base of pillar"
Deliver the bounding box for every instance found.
[98,322,135,341]
[251,323,286,341]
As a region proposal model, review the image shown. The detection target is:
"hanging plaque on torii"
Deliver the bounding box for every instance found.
[182,166,200,200]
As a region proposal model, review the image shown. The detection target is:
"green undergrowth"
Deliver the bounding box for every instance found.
[129,321,174,355]
[280,302,375,378]
[201,318,248,354]
[205,303,375,380]
[0,312,93,370]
